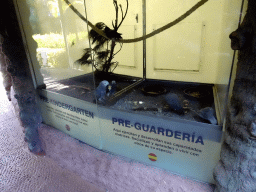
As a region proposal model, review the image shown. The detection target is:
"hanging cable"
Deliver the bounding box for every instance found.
[62,0,209,43]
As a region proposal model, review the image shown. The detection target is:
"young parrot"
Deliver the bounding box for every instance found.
[165,93,184,115]
[198,107,217,125]
[107,80,117,97]
[95,80,109,103]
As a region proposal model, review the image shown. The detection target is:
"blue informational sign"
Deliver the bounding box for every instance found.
[38,91,223,184]
[98,106,223,184]
[38,90,102,149]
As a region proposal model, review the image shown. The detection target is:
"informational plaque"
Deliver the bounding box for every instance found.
[38,90,223,183]
[38,90,102,149]
[98,106,223,183]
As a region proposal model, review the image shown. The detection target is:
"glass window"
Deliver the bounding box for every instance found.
[16,0,244,126]
[15,0,246,183]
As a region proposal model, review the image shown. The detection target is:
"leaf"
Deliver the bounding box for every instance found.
[76,48,93,65]
[104,26,122,39]
[89,22,108,46]
[96,51,110,60]
[93,44,105,52]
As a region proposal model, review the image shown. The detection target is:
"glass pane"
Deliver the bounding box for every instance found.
[18,0,244,125]
[19,0,97,103]
[136,0,243,125]
[146,0,240,84]
[84,0,144,107]
[15,0,246,183]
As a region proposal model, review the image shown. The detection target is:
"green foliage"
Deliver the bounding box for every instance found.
[33,32,88,48]
[34,32,88,69]
[47,49,69,68]
[33,33,65,48]
[36,48,69,68]
[67,32,88,46]
[47,0,59,18]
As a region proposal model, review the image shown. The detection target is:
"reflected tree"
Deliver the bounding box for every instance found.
[76,0,128,74]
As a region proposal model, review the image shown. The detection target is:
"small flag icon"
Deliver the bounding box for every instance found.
[148,153,157,161]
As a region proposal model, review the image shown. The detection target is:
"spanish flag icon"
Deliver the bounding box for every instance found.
[148,153,157,161]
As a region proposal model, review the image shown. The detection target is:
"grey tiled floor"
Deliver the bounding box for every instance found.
[0,77,105,192]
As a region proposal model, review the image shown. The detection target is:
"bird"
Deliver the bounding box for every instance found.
[107,80,117,97]
[197,107,217,125]
[95,80,109,103]
[165,93,184,115]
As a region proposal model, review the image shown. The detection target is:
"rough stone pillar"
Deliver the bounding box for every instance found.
[0,1,45,155]
[214,1,256,191]
[11,75,45,155]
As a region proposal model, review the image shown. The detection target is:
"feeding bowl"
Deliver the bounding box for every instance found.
[183,86,211,101]
[141,85,166,96]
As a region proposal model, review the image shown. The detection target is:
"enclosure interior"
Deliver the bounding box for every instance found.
[16,0,244,126]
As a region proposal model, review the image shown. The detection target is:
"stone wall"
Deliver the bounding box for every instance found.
[0,1,45,155]
[214,1,256,191]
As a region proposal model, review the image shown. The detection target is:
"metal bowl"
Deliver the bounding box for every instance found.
[141,85,166,96]
[183,86,211,100]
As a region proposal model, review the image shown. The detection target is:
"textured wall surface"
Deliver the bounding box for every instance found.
[214,1,256,191]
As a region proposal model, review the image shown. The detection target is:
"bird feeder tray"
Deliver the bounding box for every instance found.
[183,86,211,101]
[141,85,166,96]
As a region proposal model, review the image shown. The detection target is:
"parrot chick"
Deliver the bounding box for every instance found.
[198,107,217,125]
[95,80,109,103]
[165,93,184,115]
[107,80,117,97]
